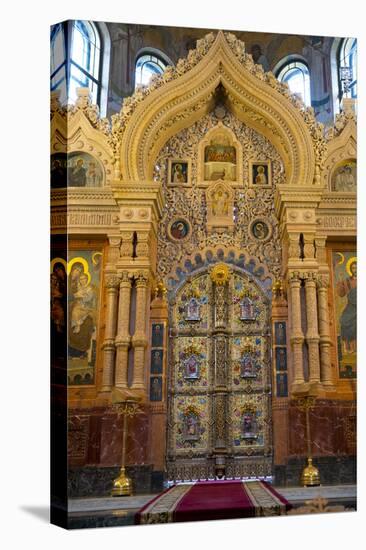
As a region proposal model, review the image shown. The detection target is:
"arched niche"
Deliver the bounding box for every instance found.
[117,31,316,187]
[197,123,242,186]
[322,117,357,192]
[51,96,114,187]
[50,151,105,188]
[330,159,357,192]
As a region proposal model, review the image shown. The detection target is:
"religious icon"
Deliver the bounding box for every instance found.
[336,257,357,354]
[240,296,256,321]
[183,354,200,379]
[150,376,163,401]
[332,161,357,192]
[250,161,271,187]
[212,188,229,216]
[151,349,164,374]
[333,252,357,379]
[170,219,189,240]
[276,373,288,397]
[67,152,104,187]
[152,323,164,347]
[171,161,188,184]
[183,413,200,441]
[275,322,286,345]
[240,353,257,378]
[276,348,287,371]
[185,297,201,321]
[251,220,269,240]
[51,153,67,188]
[242,412,257,439]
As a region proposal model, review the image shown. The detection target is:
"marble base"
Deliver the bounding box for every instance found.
[274,455,356,487]
[68,466,165,498]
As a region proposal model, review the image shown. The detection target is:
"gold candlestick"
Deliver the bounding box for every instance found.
[296,396,320,487]
[110,398,141,497]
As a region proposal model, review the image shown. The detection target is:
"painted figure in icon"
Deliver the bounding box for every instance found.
[240,296,255,321]
[184,414,199,440]
[68,158,87,186]
[184,355,200,379]
[212,188,229,216]
[185,297,201,321]
[255,165,267,185]
[150,377,162,401]
[171,220,189,240]
[69,272,96,358]
[240,354,256,378]
[334,164,356,192]
[242,413,257,438]
[252,221,268,240]
[337,259,357,354]
[172,163,187,184]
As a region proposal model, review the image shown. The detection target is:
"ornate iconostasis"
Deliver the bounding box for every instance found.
[51,30,356,496]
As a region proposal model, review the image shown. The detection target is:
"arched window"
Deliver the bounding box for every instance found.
[69,21,101,105]
[50,20,110,116]
[277,60,311,107]
[339,38,357,99]
[135,51,170,89]
[50,23,67,104]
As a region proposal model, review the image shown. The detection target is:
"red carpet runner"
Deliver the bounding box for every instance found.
[136,480,291,524]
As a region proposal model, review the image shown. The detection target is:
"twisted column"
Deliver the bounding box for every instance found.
[288,272,305,386]
[317,274,334,387]
[304,273,321,385]
[115,271,132,388]
[101,274,120,391]
[131,271,149,390]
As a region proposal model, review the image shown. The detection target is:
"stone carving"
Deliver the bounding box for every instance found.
[154,110,283,281]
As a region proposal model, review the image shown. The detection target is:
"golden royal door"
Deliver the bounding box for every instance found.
[166,263,273,481]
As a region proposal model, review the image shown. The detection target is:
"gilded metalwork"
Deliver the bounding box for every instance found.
[167,266,272,480]
[210,263,231,286]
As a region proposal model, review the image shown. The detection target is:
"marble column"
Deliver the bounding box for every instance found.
[115,271,132,389]
[131,271,149,390]
[288,272,305,386]
[101,274,120,391]
[304,272,321,386]
[317,274,334,388]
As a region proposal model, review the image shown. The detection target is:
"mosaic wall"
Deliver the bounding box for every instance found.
[51,249,103,385]
[332,251,357,378]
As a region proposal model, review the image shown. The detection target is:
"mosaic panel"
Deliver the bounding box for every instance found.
[230,335,265,388]
[173,337,209,390]
[229,393,268,451]
[173,395,210,453]
[230,272,267,332]
[174,273,211,332]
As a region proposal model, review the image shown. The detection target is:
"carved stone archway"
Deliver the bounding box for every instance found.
[115,31,323,187]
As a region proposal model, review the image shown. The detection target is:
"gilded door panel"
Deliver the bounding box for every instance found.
[229,393,270,452]
[229,271,268,333]
[171,395,211,455]
[167,266,272,481]
[173,273,211,333]
[172,336,210,390]
[230,335,267,390]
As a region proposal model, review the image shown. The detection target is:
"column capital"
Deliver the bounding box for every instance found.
[288,271,302,284]
[119,270,132,286]
[135,271,149,286]
[105,274,121,289]
[316,274,330,289]
[303,272,318,284]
